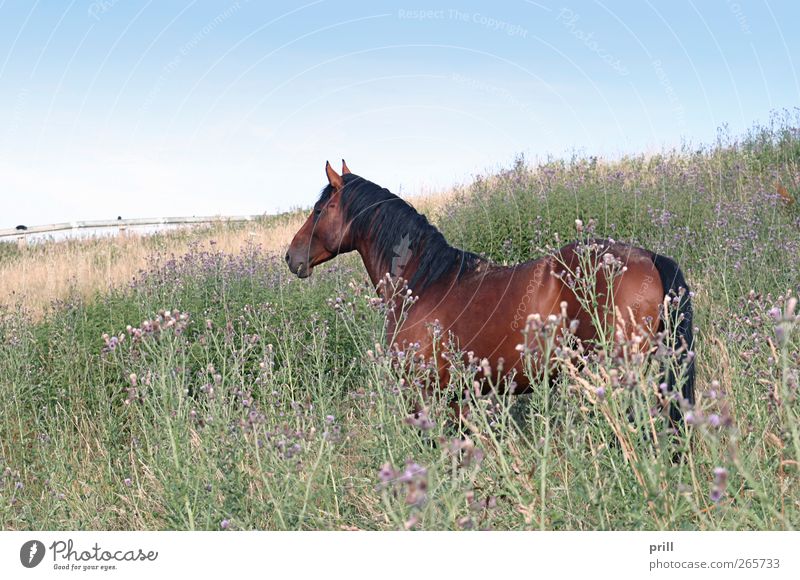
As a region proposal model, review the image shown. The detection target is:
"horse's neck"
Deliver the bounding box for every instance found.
[355,238,421,291]
[355,242,388,288]
[353,239,411,348]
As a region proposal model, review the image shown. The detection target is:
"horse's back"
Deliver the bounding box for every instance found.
[395,240,665,387]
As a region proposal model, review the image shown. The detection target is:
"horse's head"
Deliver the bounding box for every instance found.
[286,160,354,278]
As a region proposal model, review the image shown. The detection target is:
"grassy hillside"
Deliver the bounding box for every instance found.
[0,213,307,317]
[1,112,799,530]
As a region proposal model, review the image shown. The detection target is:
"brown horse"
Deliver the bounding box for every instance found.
[286,161,695,423]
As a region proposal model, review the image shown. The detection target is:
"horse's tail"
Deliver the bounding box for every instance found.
[650,252,695,425]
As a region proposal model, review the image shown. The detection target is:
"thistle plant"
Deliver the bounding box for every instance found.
[1,116,799,530]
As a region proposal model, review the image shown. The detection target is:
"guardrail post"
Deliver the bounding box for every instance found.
[17,235,27,249]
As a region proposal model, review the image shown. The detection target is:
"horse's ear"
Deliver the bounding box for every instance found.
[325,160,344,189]
[341,159,351,175]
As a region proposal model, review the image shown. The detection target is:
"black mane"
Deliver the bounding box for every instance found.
[316,173,483,291]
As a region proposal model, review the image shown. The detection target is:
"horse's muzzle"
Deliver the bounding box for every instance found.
[285,251,312,278]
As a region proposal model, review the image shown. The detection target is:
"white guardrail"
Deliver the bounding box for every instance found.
[0,215,266,241]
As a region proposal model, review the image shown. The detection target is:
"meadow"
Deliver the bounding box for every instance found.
[0,112,798,531]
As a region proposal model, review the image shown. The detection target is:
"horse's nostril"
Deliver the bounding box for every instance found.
[285,252,290,263]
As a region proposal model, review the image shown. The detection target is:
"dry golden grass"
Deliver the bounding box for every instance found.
[0,214,306,317]
[0,190,453,317]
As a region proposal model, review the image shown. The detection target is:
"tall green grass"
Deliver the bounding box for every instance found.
[1,113,798,530]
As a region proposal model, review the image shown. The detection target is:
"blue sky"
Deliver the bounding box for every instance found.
[0,0,798,227]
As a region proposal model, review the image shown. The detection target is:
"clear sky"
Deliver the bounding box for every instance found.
[1,0,798,228]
